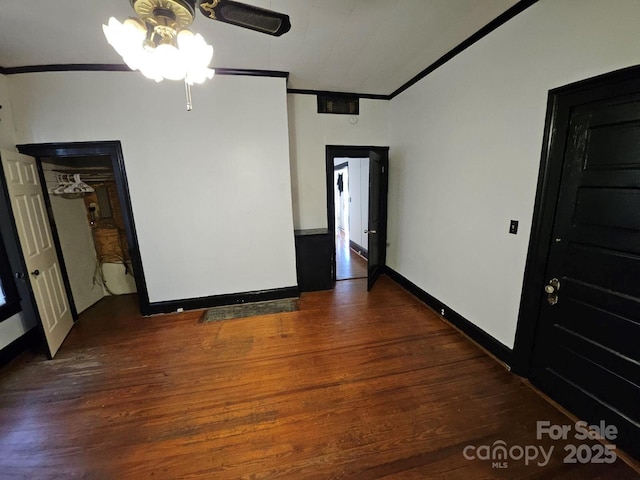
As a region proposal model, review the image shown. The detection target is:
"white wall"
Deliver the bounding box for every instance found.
[339,157,369,251]
[49,196,105,312]
[0,75,17,150]
[8,72,297,304]
[347,158,362,243]
[333,162,348,233]
[0,74,36,349]
[288,94,388,230]
[356,158,369,251]
[43,165,106,313]
[388,0,640,349]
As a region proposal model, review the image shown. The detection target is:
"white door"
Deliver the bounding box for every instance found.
[1,150,73,357]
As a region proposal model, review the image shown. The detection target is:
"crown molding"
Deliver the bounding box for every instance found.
[0,64,289,79]
[215,68,288,78]
[389,0,538,99]
[287,88,389,101]
[0,0,536,96]
[1,64,131,74]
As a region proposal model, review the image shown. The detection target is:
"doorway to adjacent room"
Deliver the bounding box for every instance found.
[326,146,388,291]
[333,158,368,281]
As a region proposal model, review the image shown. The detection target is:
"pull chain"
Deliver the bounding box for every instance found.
[185,80,193,111]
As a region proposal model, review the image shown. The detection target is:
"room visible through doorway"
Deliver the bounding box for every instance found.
[334,156,368,281]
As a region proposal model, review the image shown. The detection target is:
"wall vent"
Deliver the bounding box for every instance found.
[317,95,359,115]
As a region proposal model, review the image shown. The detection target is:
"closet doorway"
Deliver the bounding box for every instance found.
[17,142,148,319]
[42,155,136,315]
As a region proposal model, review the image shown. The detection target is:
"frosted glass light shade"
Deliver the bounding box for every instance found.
[103,16,215,84]
[177,30,215,85]
[103,18,145,65]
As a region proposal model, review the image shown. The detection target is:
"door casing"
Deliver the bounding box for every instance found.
[16,141,151,316]
[325,145,389,285]
[512,65,640,376]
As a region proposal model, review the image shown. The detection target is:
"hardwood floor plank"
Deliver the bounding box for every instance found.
[335,233,368,281]
[0,276,636,478]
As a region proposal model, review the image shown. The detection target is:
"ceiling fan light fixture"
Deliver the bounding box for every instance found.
[104,0,289,109]
[103,0,215,109]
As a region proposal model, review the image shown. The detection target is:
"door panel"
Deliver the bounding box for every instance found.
[1,150,73,357]
[530,94,640,458]
[366,150,388,291]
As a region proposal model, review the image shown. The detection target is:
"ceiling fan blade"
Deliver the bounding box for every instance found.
[198,0,291,36]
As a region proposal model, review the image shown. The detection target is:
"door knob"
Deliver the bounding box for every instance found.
[544,278,560,293]
[31,269,40,276]
[14,272,25,280]
[544,278,560,305]
[364,229,377,234]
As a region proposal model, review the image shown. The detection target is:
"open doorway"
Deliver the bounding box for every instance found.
[41,155,137,316]
[326,146,389,291]
[17,141,149,317]
[333,157,368,280]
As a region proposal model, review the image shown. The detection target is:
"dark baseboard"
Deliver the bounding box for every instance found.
[384,267,513,367]
[349,240,368,259]
[146,286,300,315]
[0,327,40,369]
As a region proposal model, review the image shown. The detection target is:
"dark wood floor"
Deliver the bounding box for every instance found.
[336,233,367,280]
[0,277,637,479]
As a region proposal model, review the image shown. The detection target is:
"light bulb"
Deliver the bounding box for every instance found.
[138,54,164,82]
[153,44,186,81]
[103,17,148,72]
[177,30,196,50]
[103,17,145,56]
[178,30,214,85]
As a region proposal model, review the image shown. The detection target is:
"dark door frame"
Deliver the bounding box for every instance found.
[16,141,151,317]
[512,65,640,376]
[325,145,389,282]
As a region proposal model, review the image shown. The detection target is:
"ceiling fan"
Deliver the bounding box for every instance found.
[130,0,291,37]
[103,0,291,109]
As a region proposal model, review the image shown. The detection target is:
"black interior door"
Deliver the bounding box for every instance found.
[530,92,640,458]
[366,149,388,291]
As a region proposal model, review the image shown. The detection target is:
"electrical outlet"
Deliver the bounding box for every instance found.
[509,220,519,235]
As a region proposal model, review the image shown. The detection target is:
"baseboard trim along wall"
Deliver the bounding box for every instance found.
[146,286,300,315]
[384,267,513,367]
[349,240,368,259]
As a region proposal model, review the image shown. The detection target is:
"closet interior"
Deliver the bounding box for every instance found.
[42,156,136,314]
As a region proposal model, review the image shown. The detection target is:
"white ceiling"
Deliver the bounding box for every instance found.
[0,0,519,96]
